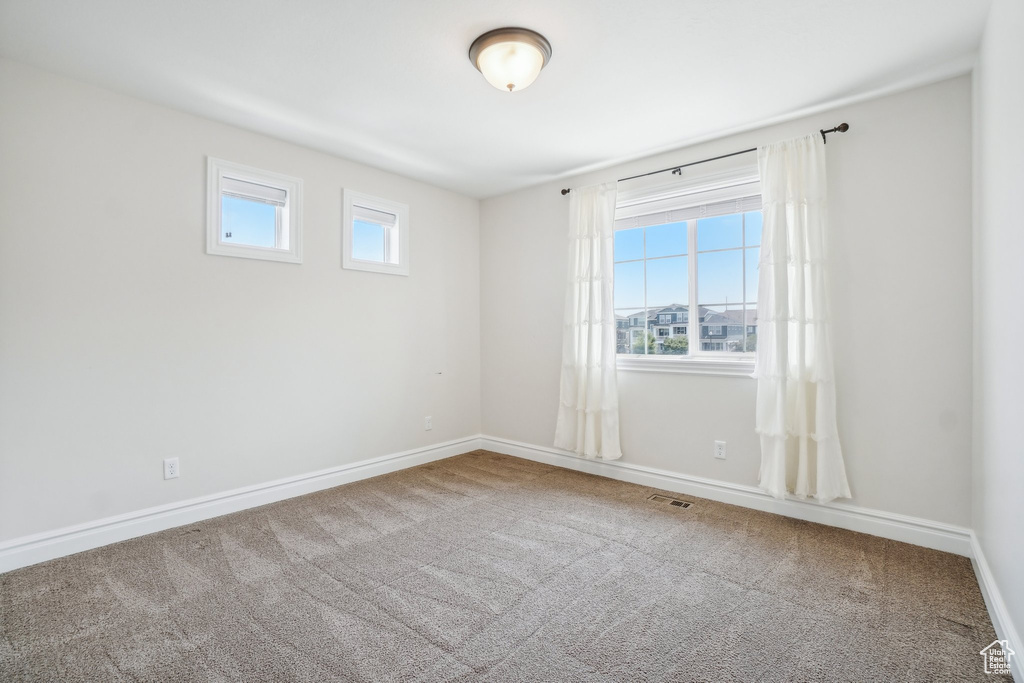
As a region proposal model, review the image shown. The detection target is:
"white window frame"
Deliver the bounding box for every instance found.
[206,157,303,264]
[613,165,759,377]
[342,189,409,276]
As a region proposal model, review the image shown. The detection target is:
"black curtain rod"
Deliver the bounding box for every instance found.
[559,123,850,196]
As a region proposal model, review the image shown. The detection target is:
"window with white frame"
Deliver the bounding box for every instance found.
[207,158,302,263]
[342,189,409,276]
[613,166,761,361]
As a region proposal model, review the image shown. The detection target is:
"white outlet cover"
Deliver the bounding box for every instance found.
[714,441,726,460]
[424,416,433,431]
[163,457,179,479]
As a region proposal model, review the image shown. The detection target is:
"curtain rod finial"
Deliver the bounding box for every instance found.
[821,122,851,143]
[561,188,571,195]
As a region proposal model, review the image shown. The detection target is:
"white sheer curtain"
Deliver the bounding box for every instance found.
[755,135,851,502]
[554,182,622,460]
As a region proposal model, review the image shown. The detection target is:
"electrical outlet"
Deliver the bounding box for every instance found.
[424,416,433,431]
[163,457,179,480]
[714,441,726,460]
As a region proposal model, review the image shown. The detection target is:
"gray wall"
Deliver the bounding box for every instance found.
[0,60,481,541]
[973,0,1024,658]
[481,76,973,526]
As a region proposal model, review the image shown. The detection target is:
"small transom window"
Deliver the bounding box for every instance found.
[207,158,302,263]
[342,189,409,276]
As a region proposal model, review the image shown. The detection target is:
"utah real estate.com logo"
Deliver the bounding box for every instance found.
[979,639,1014,675]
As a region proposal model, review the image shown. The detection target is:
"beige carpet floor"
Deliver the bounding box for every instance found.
[0,450,1006,682]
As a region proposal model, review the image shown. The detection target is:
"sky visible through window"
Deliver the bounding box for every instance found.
[352,219,387,262]
[222,196,276,248]
[614,211,762,312]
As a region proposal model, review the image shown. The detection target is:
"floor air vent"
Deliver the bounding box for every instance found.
[647,494,693,509]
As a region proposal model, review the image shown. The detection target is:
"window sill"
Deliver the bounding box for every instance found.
[207,242,302,264]
[616,356,755,377]
[342,259,410,276]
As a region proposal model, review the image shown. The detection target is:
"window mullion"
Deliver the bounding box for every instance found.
[642,227,648,356]
[687,219,699,357]
[741,212,747,352]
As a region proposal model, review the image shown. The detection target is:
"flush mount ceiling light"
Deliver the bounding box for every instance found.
[469,27,551,93]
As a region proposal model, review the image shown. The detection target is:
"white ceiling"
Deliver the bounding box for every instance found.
[0,0,991,198]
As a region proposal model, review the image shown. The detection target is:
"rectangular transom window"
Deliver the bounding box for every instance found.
[207,158,302,263]
[342,190,409,275]
[613,166,761,361]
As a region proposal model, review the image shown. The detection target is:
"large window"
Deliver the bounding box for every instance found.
[613,166,761,362]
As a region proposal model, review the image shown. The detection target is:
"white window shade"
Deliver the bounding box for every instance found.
[615,166,760,230]
[222,177,288,207]
[352,204,397,228]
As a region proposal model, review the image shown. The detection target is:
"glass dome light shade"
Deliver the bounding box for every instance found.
[469,28,551,93]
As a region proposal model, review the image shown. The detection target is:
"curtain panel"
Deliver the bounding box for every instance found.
[554,182,622,460]
[755,135,851,503]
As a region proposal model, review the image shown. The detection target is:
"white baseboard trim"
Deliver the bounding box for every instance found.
[0,435,484,574]
[971,533,1023,682]
[480,435,973,557]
